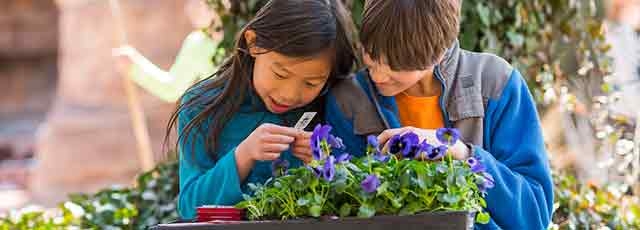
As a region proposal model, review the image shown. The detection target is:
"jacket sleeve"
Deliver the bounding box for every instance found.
[473,70,554,229]
[176,95,244,220]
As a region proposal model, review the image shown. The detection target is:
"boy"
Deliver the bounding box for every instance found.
[327,1,554,229]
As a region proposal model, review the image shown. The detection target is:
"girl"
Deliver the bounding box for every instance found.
[167,0,357,219]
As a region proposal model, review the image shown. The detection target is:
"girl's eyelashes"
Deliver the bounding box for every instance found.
[274,72,287,79]
[273,69,324,88]
[305,81,320,88]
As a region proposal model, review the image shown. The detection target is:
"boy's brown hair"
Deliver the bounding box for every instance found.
[360,0,461,71]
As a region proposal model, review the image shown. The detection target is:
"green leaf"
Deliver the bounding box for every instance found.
[416,174,427,189]
[334,179,348,194]
[506,31,525,47]
[357,204,376,218]
[391,198,403,209]
[446,173,455,187]
[351,0,364,27]
[293,178,307,191]
[313,194,324,204]
[400,172,411,188]
[339,203,352,217]
[309,177,319,188]
[309,205,322,218]
[398,202,421,216]
[475,3,490,26]
[346,163,362,173]
[455,175,467,187]
[438,193,460,204]
[376,182,389,195]
[476,212,491,224]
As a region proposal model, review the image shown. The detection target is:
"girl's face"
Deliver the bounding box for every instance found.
[246,31,332,114]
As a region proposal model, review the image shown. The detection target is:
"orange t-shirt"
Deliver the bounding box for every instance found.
[396,93,445,129]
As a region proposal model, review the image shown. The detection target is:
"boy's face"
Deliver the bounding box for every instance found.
[363,53,435,96]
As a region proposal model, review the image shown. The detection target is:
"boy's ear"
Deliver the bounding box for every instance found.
[244,30,265,57]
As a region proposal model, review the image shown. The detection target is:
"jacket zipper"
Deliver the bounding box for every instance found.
[434,66,452,128]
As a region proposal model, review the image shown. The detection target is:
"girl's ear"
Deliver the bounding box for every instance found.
[244,30,266,57]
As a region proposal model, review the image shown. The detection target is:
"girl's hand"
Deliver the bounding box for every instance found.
[236,123,299,162]
[291,131,313,163]
[377,126,470,160]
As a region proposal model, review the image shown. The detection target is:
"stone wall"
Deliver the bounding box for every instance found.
[0,0,58,58]
[0,0,58,211]
[0,0,58,148]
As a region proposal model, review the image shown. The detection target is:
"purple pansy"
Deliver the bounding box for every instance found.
[477,172,495,193]
[312,147,323,161]
[366,135,382,157]
[388,132,421,157]
[336,153,352,164]
[361,174,381,193]
[405,145,421,159]
[436,128,461,146]
[388,134,403,154]
[328,136,345,150]
[367,135,379,149]
[306,165,322,178]
[322,155,336,181]
[400,132,420,157]
[311,124,331,141]
[466,157,486,173]
[416,140,434,160]
[271,158,290,177]
[427,145,448,160]
[373,152,390,163]
[310,124,345,160]
[310,124,332,159]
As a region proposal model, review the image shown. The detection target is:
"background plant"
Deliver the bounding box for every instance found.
[1,160,179,230]
[551,171,640,229]
[3,0,638,229]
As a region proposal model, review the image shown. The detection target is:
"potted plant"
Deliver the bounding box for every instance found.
[154,125,494,230]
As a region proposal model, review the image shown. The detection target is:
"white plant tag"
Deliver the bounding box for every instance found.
[294,112,317,130]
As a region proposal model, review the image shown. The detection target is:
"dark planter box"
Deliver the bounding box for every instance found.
[151,211,475,230]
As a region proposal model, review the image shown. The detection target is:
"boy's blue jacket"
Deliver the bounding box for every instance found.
[325,41,554,229]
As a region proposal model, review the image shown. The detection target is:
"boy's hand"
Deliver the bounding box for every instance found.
[377,127,470,160]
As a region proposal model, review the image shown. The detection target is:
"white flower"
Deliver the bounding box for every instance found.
[64,201,86,218]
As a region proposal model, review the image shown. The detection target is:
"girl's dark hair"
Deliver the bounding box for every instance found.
[165,0,358,162]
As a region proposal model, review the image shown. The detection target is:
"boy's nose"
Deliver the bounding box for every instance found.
[370,72,391,84]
